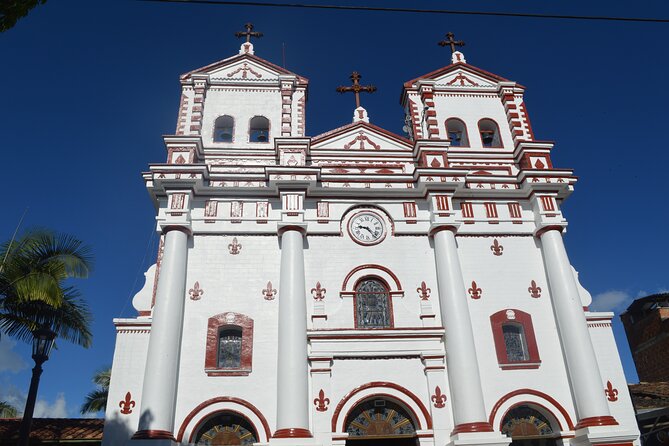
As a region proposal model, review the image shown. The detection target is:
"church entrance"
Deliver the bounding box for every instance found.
[193,412,258,446]
[344,398,419,446]
[501,405,559,446]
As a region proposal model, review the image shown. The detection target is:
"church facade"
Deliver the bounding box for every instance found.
[103,27,640,446]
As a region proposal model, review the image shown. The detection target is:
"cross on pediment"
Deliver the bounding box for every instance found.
[336,72,377,109]
[235,23,263,43]
[438,32,465,54]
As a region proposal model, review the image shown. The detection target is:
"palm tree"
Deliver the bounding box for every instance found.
[0,401,17,418]
[81,367,111,415]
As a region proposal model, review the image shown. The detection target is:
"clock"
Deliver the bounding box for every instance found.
[348,211,386,245]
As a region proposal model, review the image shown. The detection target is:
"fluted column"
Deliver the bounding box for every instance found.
[539,228,617,429]
[132,227,189,442]
[274,226,312,439]
[432,227,493,435]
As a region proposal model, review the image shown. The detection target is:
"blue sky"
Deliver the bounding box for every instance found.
[1,0,668,418]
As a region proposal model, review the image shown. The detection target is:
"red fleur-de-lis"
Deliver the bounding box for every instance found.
[189,282,204,300]
[491,239,504,256]
[417,281,431,300]
[311,282,326,301]
[605,381,619,402]
[313,389,330,412]
[228,237,242,255]
[431,386,447,408]
[262,281,277,300]
[119,392,136,415]
[468,281,482,299]
[528,280,542,298]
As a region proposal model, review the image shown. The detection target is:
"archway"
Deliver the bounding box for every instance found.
[345,398,419,446]
[501,405,559,446]
[193,411,258,446]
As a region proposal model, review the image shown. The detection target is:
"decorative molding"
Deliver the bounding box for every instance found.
[468,281,482,300]
[262,281,277,300]
[416,281,431,300]
[431,386,447,408]
[314,389,330,412]
[119,392,135,415]
[189,281,204,300]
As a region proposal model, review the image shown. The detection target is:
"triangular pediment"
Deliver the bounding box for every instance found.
[180,53,308,85]
[312,122,412,152]
[404,63,519,90]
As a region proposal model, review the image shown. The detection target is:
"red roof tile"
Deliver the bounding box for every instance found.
[0,418,103,442]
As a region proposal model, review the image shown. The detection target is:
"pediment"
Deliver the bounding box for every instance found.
[312,122,412,152]
[404,63,516,90]
[180,54,308,85]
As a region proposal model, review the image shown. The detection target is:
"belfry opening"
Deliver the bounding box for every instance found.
[344,398,419,446]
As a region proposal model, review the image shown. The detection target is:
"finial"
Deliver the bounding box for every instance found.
[438,32,466,63]
[235,23,263,54]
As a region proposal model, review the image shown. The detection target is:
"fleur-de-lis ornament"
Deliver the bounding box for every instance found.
[605,381,619,402]
[189,281,204,300]
[119,392,136,415]
[313,389,330,412]
[262,281,277,300]
[417,281,431,300]
[490,238,504,256]
[528,280,542,298]
[468,281,482,299]
[311,282,326,301]
[228,237,242,255]
[431,386,447,408]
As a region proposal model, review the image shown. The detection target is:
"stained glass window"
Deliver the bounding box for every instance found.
[195,412,258,445]
[501,406,554,438]
[346,400,416,438]
[356,279,391,328]
[502,324,528,362]
[218,328,242,368]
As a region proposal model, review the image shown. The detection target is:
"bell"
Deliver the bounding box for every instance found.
[219,131,233,142]
[256,131,268,142]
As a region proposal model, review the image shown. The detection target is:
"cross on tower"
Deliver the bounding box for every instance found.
[336,72,377,109]
[235,23,263,43]
[438,32,465,54]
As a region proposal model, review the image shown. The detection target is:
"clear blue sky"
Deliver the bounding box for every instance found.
[1,0,668,418]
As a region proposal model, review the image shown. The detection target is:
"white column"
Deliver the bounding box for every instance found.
[432,227,493,434]
[539,229,616,428]
[133,227,189,442]
[274,227,312,438]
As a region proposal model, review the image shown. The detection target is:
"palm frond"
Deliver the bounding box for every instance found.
[80,389,108,415]
[93,367,111,388]
[0,401,17,418]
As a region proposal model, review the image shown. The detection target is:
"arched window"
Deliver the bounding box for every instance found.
[205,312,254,375]
[214,115,234,142]
[194,412,258,446]
[345,398,417,441]
[490,309,540,369]
[249,116,270,142]
[445,118,469,147]
[478,118,502,148]
[501,405,557,446]
[355,278,392,329]
[218,328,242,368]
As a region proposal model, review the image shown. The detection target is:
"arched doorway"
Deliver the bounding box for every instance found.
[345,398,419,446]
[501,405,559,446]
[194,412,258,446]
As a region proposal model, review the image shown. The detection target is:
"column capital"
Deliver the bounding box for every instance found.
[277,222,307,236]
[534,224,565,238]
[159,224,192,236]
[428,223,460,237]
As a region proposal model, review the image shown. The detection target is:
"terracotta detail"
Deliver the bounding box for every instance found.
[490,239,504,256]
[119,392,135,414]
[189,281,204,300]
[228,237,242,255]
[574,416,618,429]
[528,280,542,298]
[489,389,575,430]
[311,282,326,301]
[605,381,619,402]
[431,386,447,408]
[490,309,541,368]
[314,389,330,412]
[468,281,482,300]
[417,281,431,300]
[451,422,494,435]
[262,281,277,300]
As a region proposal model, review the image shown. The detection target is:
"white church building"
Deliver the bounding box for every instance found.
[103,26,640,446]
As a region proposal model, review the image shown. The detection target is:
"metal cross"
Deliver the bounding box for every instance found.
[438,32,465,54]
[235,23,263,43]
[336,72,377,109]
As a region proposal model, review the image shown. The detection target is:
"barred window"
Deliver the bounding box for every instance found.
[218,328,242,368]
[355,279,391,329]
[502,324,529,362]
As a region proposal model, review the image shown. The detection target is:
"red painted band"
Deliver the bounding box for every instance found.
[535,225,564,237]
[451,422,494,435]
[277,225,307,236]
[574,416,618,429]
[428,225,458,237]
[131,430,176,440]
[273,428,313,438]
[489,389,575,430]
[162,225,191,236]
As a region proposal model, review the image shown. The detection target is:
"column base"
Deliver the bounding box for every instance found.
[448,428,511,446]
[571,424,639,446]
[270,429,319,446]
[128,430,177,446]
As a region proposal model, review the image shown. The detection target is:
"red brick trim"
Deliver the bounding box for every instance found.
[451,422,494,435]
[273,428,313,438]
[205,312,253,374]
[131,430,176,440]
[490,309,541,369]
[574,416,618,429]
[342,264,402,292]
[489,390,575,431]
[176,396,271,442]
[331,381,433,432]
[535,225,564,238]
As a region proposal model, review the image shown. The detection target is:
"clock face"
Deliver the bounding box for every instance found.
[348,211,386,245]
